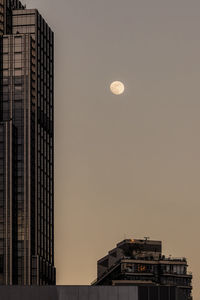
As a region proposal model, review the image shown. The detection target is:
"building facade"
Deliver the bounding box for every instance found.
[0,285,189,300]
[93,239,192,300]
[0,0,55,285]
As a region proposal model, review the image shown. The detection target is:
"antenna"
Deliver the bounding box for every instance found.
[144,237,150,242]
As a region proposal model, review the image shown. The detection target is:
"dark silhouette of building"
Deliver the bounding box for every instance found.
[0,0,55,285]
[0,285,190,300]
[92,239,192,300]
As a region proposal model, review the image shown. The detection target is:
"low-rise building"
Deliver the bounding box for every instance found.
[0,285,189,300]
[92,239,192,300]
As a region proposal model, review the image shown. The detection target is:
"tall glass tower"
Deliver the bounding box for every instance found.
[0,0,55,285]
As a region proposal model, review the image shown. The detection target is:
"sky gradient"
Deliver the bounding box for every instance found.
[26,0,200,298]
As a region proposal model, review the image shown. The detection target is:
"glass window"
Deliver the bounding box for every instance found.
[15,61,22,68]
[14,53,22,61]
[14,69,22,76]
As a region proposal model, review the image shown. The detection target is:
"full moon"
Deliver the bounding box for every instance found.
[110,81,125,95]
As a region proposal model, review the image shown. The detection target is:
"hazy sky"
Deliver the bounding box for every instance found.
[25,0,200,298]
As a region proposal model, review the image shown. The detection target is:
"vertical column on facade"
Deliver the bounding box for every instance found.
[6,121,13,285]
[0,0,5,35]
[0,121,15,285]
[23,34,31,285]
[5,35,13,285]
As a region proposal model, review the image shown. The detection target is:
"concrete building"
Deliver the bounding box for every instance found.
[0,285,188,300]
[92,239,192,300]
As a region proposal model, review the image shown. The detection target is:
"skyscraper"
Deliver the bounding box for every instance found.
[0,0,55,285]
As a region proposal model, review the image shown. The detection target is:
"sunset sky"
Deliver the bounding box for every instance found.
[26,0,200,298]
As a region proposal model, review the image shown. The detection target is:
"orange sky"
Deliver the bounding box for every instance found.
[26,0,200,298]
